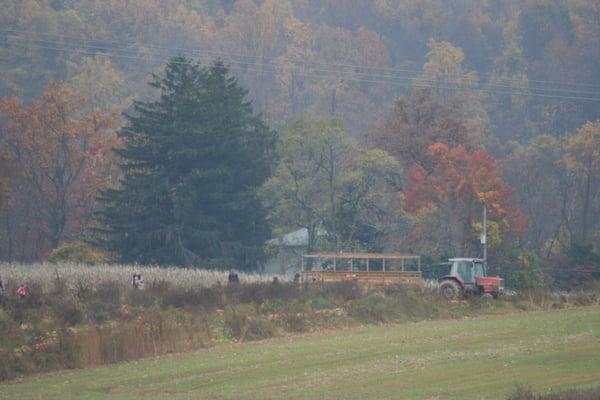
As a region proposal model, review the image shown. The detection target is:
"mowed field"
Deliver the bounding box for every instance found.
[1,307,599,400]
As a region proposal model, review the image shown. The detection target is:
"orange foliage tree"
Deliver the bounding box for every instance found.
[0,81,119,257]
[369,87,474,171]
[404,142,526,256]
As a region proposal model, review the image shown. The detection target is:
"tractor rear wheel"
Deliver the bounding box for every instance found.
[440,280,462,300]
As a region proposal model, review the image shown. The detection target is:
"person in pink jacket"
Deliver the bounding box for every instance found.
[16,284,29,299]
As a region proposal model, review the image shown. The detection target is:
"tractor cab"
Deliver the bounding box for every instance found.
[445,258,486,285]
[440,258,503,300]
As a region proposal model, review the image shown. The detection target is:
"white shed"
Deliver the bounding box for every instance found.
[263,228,326,275]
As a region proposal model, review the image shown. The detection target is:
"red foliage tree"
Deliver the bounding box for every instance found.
[404,142,526,256]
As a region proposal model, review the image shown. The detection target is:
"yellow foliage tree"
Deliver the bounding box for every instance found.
[564,121,600,243]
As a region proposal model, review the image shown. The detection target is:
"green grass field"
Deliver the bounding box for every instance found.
[1,307,599,400]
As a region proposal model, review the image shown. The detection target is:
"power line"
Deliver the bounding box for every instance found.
[5,29,600,97]
[5,27,600,92]
[9,39,600,102]
[4,37,600,102]
[4,31,600,98]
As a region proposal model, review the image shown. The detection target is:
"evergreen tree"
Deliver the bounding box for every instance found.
[97,57,275,269]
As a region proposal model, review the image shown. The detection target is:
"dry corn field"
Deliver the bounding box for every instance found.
[0,262,276,291]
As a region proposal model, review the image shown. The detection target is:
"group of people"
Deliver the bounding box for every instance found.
[0,273,146,301]
[226,270,298,285]
[0,270,295,302]
[0,278,30,301]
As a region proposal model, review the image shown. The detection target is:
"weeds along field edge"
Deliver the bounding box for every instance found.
[0,262,277,291]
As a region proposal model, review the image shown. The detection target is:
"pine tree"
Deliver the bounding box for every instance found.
[97,57,275,269]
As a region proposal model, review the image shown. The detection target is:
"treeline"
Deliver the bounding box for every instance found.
[2,1,600,137]
[0,1,599,287]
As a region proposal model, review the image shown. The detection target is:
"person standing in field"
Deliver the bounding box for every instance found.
[16,283,28,299]
[137,274,144,290]
[132,274,144,289]
[228,270,239,285]
[0,279,4,301]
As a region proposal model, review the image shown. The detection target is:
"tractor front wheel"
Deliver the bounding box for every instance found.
[440,280,462,300]
[481,293,494,301]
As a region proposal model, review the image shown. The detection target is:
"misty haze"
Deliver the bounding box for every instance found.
[0,1,599,399]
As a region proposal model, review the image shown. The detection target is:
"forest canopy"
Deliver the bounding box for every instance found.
[0,0,599,286]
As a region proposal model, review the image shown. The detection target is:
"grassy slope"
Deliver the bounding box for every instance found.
[1,307,599,400]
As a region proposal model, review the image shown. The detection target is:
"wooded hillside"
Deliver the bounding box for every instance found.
[1,0,599,286]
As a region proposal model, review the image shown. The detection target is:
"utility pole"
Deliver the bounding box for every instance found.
[481,205,487,264]
[330,87,336,116]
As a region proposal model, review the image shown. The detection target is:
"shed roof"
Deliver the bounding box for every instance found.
[303,252,420,260]
[267,228,326,247]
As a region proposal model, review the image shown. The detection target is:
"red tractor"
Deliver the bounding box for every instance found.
[439,258,504,300]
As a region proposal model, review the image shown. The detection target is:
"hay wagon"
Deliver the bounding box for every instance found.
[300,252,422,286]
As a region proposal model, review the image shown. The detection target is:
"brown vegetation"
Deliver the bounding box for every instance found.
[0,273,598,381]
